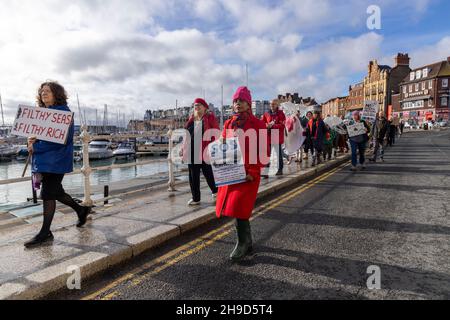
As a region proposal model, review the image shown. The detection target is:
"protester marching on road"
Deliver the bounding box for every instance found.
[323,124,336,161]
[387,116,398,147]
[348,111,371,172]
[183,98,219,206]
[337,115,350,154]
[24,82,91,248]
[301,111,314,161]
[262,99,286,176]
[308,111,328,167]
[216,86,267,261]
[284,109,305,165]
[369,111,389,163]
[400,120,405,136]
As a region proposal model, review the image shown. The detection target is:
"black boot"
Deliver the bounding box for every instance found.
[76,206,92,228]
[24,200,56,248]
[56,193,92,228]
[24,231,54,248]
[230,219,253,261]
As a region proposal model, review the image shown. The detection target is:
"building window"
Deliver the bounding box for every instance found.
[429,80,433,89]
[409,85,413,93]
[443,79,449,88]
[442,97,448,106]
[415,83,419,92]
[423,68,428,78]
[422,82,426,90]
[416,70,422,79]
[403,86,407,94]
[410,72,415,81]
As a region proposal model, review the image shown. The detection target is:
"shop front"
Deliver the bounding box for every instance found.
[436,109,449,121]
[395,110,437,125]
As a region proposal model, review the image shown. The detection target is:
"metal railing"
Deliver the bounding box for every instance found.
[0,126,178,205]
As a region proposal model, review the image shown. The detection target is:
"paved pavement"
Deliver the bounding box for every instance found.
[1,142,350,299]
[50,129,450,300]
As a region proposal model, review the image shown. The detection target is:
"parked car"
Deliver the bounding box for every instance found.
[404,122,419,130]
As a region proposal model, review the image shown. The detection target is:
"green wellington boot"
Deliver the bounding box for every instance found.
[230,219,253,261]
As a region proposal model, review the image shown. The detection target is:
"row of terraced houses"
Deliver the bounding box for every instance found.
[321,53,450,124]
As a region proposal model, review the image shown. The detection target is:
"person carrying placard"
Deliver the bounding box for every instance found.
[183,98,219,206]
[216,86,267,261]
[24,82,92,248]
[261,99,286,176]
[348,111,371,172]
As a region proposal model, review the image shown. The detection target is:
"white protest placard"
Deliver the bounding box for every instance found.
[11,105,74,144]
[324,116,344,128]
[170,129,188,165]
[361,100,379,123]
[280,102,297,117]
[208,138,247,187]
[347,122,367,138]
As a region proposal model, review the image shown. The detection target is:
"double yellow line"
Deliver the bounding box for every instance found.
[83,162,348,300]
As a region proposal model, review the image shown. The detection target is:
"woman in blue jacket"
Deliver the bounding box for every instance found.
[25,82,91,248]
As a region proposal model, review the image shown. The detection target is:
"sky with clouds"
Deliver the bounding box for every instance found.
[0,0,449,125]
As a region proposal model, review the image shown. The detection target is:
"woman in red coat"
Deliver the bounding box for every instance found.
[215,86,268,261]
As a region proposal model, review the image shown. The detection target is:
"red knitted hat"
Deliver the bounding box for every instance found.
[194,98,209,109]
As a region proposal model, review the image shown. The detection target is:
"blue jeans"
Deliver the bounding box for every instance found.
[350,140,366,167]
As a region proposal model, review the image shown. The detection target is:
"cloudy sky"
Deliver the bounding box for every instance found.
[0,0,449,125]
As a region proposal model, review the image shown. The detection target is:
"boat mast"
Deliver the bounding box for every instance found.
[95,109,98,135]
[0,91,5,127]
[246,63,249,87]
[103,104,108,133]
[221,85,224,129]
[76,93,85,127]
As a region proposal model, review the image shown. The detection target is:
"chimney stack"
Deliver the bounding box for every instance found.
[395,53,410,66]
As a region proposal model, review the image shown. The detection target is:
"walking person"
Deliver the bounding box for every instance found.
[337,115,349,154]
[216,87,267,261]
[387,116,397,147]
[348,111,370,171]
[322,124,336,161]
[400,120,405,135]
[183,98,219,206]
[308,111,328,167]
[301,111,313,160]
[262,99,286,176]
[25,82,91,248]
[284,109,305,164]
[369,111,388,163]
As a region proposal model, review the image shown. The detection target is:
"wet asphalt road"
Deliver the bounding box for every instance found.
[51,129,450,300]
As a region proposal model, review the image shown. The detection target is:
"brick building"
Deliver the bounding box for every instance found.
[394,56,450,123]
[347,82,365,114]
[321,96,348,117]
[364,53,411,115]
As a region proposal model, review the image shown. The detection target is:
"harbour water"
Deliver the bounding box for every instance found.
[0,157,172,206]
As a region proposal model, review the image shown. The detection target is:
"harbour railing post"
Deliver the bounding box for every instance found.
[80,125,93,206]
[167,127,176,192]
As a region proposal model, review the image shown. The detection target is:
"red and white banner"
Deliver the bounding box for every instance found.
[11,105,74,144]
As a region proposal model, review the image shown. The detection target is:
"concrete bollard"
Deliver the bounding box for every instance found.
[80,126,93,206]
[167,127,176,192]
[104,185,109,205]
